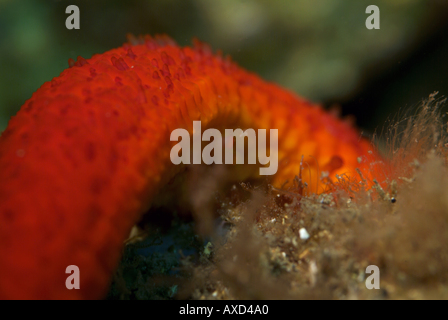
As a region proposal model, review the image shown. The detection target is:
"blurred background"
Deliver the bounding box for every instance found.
[1,0,448,134]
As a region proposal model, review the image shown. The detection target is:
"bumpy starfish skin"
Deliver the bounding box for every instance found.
[0,36,384,299]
